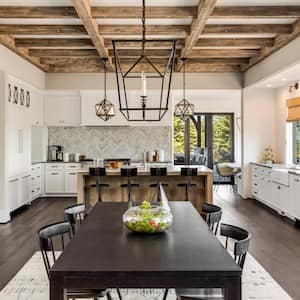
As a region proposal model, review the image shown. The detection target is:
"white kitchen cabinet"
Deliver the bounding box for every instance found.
[46,170,64,193]
[31,164,43,201]
[44,92,81,126]
[30,90,43,126]
[8,177,19,212]
[19,174,31,206]
[271,183,290,214]
[289,174,300,220]
[65,171,78,193]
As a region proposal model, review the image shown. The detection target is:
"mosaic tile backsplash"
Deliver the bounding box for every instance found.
[48,126,172,162]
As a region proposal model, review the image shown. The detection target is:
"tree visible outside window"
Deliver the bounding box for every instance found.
[293,121,300,163]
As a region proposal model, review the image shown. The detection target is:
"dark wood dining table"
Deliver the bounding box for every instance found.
[50,202,242,300]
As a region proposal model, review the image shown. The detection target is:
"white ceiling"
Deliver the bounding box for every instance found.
[1,0,299,6]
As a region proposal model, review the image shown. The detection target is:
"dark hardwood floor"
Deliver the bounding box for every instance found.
[0,191,299,298]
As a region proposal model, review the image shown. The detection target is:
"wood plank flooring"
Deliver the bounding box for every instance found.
[0,191,299,298]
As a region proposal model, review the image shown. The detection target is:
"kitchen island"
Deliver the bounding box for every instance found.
[77,165,213,214]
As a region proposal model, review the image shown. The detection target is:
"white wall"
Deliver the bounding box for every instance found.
[242,88,277,198]
[46,72,242,90]
[0,45,45,89]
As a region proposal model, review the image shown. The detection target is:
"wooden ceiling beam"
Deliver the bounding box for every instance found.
[40,57,102,64]
[99,25,189,36]
[177,0,217,71]
[108,49,179,58]
[0,6,77,18]
[212,6,300,18]
[72,0,113,70]
[187,58,249,65]
[0,25,87,35]
[104,39,184,49]
[189,49,259,58]
[29,49,99,57]
[0,34,48,71]
[203,24,292,35]
[92,6,197,18]
[243,19,300,71]
[15,38,94,48]
[195,38,274,48]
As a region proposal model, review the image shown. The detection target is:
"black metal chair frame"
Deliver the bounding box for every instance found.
[89,167,109,202]
[150,167,168,202]
[64,203,86,235]
[178,167,198,202]
[120,167,139,206]
[201,203,223,235]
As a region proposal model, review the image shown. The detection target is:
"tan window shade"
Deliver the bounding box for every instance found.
[286,97,300,122]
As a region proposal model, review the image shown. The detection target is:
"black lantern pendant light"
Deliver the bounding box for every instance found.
[112,0,177,121]
[174,58,194,121]
[95,58,115,121]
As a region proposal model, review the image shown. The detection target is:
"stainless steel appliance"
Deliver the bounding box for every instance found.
[48,145,63,161]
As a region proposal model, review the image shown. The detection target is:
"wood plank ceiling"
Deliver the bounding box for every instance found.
[0,0,300,73]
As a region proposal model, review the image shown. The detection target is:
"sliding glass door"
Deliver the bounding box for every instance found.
[174,113,234,180]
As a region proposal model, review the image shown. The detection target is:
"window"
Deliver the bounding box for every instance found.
[293,121,300,163]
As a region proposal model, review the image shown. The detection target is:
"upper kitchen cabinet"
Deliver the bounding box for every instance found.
[30,89,43,126]
[44,91,81,126]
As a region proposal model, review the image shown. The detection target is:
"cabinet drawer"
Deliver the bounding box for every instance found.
[65,163,81,170]
[46,163,63,170]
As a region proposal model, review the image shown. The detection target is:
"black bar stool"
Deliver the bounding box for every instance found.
[149,167,168,202]
[89,167,109,202]
[120,167,139,206]
[177,167,198,202]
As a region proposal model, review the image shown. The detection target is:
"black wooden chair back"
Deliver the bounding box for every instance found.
[150,167,167,177]
[220,223,251,269]
[202,203,222,235]
[180,167,198,177]
[64,203,86,234]
[89,167,106,177]
[38,221,72,279]
[121,167,138,177]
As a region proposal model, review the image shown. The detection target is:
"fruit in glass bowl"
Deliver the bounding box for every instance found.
[122,201,173,234]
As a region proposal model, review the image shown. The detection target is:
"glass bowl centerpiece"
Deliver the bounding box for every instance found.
[122,201,173,234]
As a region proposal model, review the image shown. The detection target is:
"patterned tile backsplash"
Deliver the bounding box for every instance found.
[48,126,172,161]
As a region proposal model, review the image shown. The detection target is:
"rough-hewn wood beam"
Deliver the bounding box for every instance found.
[187,58,249,65]
[195,38,274,48]
[99,25,189,36]
[178,0,217,70]
[0,25,87,35]
[72,0,113,69]
[104,39,184,49]
[40,57,103,65]
[15,38,94,48]
[0,35,48,71]
[185,63,241,72]
[203,24,292,35]
[243,19,300,71]
[108,49,180,58]
[189,49,259,58]
[0,6,77,18]
[92,6,197,18]
[29,49,99,57]
[212,6,300,18]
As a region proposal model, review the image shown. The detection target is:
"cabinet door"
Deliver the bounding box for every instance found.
[290,175,300,219]
[30,90,43,126]
[271,183,281,209]
[46,170,64,193]
[62,96,81,126]
[65,171,78,193]
[8,178,19,212]
[19,174,31,206]
[279,185,290,215]
[44,96,61,126]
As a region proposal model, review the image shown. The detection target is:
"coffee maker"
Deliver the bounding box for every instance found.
[48,145,63,161]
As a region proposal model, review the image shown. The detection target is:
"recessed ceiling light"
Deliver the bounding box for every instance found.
[267,84,273,88]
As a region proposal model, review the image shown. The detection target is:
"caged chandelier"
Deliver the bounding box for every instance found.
[95,58,116,121]
[112,0,177,121]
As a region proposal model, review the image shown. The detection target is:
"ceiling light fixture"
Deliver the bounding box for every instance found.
[112,0,177,121]
[95,58,116,121]
[174,58,194,121]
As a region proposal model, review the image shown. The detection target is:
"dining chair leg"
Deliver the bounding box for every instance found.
[163,288,169,300]
[117,288,123,300]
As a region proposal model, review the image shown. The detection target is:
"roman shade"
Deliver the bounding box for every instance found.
[286,97,300,122]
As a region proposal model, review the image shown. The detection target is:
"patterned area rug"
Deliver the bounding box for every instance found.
[0,251,292,300]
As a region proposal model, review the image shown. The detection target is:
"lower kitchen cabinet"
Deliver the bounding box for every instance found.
[271,183,290,215]
[19,174,31,206]
[65,171,78,193]
[289,174,300,220]
[8,177,19,212]
[46,170,64,193]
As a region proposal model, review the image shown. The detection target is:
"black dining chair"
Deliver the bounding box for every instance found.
[120,167,139,206]
[89,167,110,202]
[201,203,223,235]
[64,203,86,235]
[38,221,113,300]
[177,167,198,201]
[175,223,251,300]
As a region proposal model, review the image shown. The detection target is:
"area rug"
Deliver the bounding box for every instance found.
[0,251,292,300]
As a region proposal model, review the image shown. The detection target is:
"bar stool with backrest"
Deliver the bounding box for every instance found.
[120,167,139,206]
[201,203,223,235]
[175,223,251,300]
[89,167,109,202]
[149,167,168,202]
[64,203,86,235]
[177,167,198,201]
[38,221,113,300]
